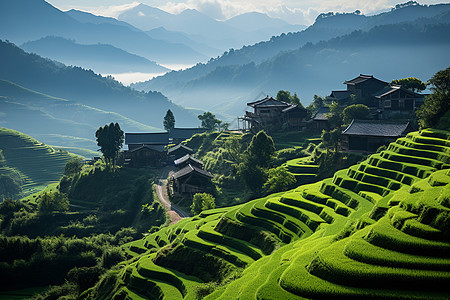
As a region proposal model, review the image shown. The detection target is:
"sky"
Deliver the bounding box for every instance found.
[46,0,448,25]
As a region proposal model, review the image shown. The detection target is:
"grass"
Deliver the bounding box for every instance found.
[91,129,450,300]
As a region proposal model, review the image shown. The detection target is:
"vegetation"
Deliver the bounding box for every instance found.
[95,123,124,168]
[198,112,222,132]
[342,104,370,124]
[276,90,303,107]
[163,109,175,132]
[391,77,427,92]
[191,193,216,215]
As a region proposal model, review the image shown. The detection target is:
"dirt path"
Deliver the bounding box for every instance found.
[155,166,190,225]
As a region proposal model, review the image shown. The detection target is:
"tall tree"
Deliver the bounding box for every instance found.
[276,90,303,107]
[95,123,124,168]
[343,104,370,124]
[416,67,450,129]
[391,77,426,92]
[245,130,275,168]
[163,109,175,132]
[198,112,221,132]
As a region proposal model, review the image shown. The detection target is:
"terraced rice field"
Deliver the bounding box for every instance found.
[116,129,450,299]
[0,128,78,195]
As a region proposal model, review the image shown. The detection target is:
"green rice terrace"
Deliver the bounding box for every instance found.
[0,127,78,196]
[86,128,450,299]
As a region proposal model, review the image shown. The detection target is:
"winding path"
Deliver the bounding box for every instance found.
[154,166,190,225]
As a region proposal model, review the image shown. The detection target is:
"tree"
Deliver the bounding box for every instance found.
[245,130,275,168]
[343,104,370,124]
[263,166,296,193]
[416,67,450,129]
[198,112,221,132]
[326,101,344,128]
[321,127,342,152]
[64,158,83,176]
[95,123,124,168]
[191,193,216,215]
[391,77,426,92]
[276,90,303,107]
[38,191,69,215]
[163,109,175,132]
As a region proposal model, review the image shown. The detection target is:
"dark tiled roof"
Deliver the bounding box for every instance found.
[344,74,388,86]
[170,128,206,139]
[247,96,289,108]
[329,90,352,100]
[167,143,193,154]
[281,104,306,113]
[372,85,424,99]
[313,106,330,121]
[125,132,169,145]
[174,154,204,167]
[342,120,415,137]
[129,145,165,153]
[172,164,213,180]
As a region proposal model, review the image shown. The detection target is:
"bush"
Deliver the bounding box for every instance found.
[191,193,216,215]
[38,192,69,215]
[64,158,83,176]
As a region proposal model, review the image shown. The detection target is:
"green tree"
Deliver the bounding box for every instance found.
[321,127,342,152]
[391,77,426,92]
[342,104,370,124]
[95,123,124,168]
[263,166,296,193]
[38,191,69,215]
[198,112,221,132]
[191,193,216,215]
[326,101,344,128]
[416,67,450,129]
[245,130,275,168]
[163,109,175,132]
[276,90,303,107]
[64,158,83,176]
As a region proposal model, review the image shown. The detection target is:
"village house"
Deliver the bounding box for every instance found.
[174,154,204,169]
[341,120,415,152]
[309,106,330,131]
[327,74,425,119]
[167,144,194,163]
[240,96,308,132]
[170,164,214,195]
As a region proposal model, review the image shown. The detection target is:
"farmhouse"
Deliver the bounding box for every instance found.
[374,85,425,119]
[309,106,330,131]
[341,119,415,152]
[240,96,308,132]
[167,144,194,162]
[174,154,204,169]
[170,164,214,195]
[124,145,166,168]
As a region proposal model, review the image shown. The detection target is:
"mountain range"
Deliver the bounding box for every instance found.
[132,3,450,120]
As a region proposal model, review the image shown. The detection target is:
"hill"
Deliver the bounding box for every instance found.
[132,3,450,118]
[0,0,206,66]
[0,40,199,136]
[0,127,79,198]
[87,128,450,299]
[0,79,164,152]
[21,36,169,74]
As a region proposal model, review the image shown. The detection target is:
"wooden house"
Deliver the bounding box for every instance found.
[343,74,389,99]
[169,128,206,144]
[174,154,204,169]
[170,164,213,195]
[374,85,425,119]
[342,120,415,152]
[309,106,330,131]
[123,145,166,168]
[241,96,308,132]
[167,144,194,162]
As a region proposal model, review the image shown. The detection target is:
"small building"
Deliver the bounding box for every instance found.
[123,145,166,168]
[171,164,214,195]
[174,154,204,169]
[343,74,389,99]
[373,85,425,119]
[241,96,308,132]
[341,120,416,152]
[167,144,194,162]
[125,132,169,151]
[309,106,330,131]
[169,128,206,144]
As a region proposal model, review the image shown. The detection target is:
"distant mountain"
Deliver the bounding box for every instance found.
[0,0,206,66]
[0,40,199,138]
[65,9,140,32]
[132,6,450,119]
[21,36,169,74]
[118,4,305,52]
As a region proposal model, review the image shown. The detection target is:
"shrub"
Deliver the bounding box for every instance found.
[64,158,83,176]
[38,192,69,215]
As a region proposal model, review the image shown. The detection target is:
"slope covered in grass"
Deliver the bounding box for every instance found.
[0,127,78,196]
[87,129,450,299]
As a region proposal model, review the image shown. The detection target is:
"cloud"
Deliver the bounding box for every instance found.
[70,2,141,18]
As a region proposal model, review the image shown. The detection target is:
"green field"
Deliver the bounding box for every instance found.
[84,129,450,299]
[0,127,79,196]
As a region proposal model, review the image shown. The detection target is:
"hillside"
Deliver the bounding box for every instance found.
[21,36,169,74]
[0,128,78,197]
[0,41,200,140]
[133,3,450,118]
[85,128,450,299]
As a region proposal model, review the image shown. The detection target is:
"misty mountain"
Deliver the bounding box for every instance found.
[0,79,161,151]
[21,36,169,74]
[0,0,206,66]
[118,4,305,52]
[0,40,199,131]
[65,9,140,32]
[133,18,450,120]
